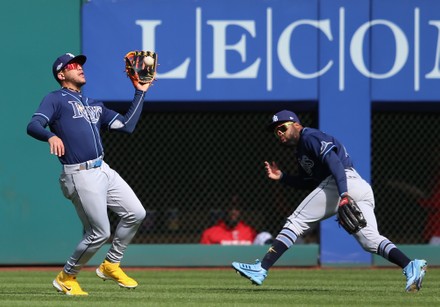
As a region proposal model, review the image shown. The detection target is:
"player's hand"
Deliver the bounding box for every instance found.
[264,161,282,180]
[339,193,350,206]
[48,135,65,157]
[134,81,151,92]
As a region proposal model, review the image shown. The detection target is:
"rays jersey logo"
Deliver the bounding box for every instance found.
[298,155,314,176]
[320,141,334,155]
[68,101,102,124]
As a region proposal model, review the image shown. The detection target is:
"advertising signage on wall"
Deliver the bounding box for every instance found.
[82,0,440,102]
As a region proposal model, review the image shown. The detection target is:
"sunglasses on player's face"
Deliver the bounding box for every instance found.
[63,62,82,71]
[274,122,294,137]
[275,122,294,133]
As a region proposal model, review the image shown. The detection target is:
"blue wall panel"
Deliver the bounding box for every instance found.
[82,0,319,101]
[371,0,440,101]
[319,0,372,265]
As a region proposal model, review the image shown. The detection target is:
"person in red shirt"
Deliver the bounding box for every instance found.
[200,206,257,245]
[388,173,440,245]
[418,175,440,244]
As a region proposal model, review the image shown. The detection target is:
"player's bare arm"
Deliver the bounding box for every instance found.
[264,161,282,180]
[48,135,65,157]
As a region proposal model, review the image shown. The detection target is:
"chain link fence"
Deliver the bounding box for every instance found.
[372,110,440,244]
[101,108,440,244]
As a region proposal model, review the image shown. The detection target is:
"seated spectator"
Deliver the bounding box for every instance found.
[417,178,440,245]
[253,231,274,245]
[388,177,440,245]
[200,206,257,245]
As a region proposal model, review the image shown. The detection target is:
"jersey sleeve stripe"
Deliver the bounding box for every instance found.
[108,114,120,127]
[321,145,336,162]
[33,112,50,122]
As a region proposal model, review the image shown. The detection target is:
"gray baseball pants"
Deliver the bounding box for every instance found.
[59,160,146,275]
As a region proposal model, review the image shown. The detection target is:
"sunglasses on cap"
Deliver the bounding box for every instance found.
[274,122,294,137]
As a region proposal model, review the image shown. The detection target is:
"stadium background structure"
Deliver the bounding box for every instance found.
[2,0,440,267]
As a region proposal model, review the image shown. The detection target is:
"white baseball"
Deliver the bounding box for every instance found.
[144,56,154,66]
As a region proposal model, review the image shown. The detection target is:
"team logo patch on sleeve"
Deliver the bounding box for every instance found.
[320,141,334,155]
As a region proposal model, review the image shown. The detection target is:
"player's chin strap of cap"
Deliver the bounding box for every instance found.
[63,155,103,173]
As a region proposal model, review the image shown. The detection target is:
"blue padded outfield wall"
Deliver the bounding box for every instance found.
[82,0,440,102]
[1,0,440,266]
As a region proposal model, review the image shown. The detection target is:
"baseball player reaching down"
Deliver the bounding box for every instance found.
[232,110,427,292]
[27,52,155,295]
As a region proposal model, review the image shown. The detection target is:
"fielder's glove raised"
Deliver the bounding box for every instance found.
[124,50,158,85]
[337,195,367,234]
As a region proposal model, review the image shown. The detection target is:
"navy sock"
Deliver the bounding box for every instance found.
[377,239,410,268]
[261,240,289,270]
[388,248,411,268]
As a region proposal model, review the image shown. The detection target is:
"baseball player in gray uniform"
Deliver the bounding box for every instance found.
[27,53,153,295]
[232,110,427,292]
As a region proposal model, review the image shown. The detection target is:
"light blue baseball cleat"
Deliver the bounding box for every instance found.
[232,259,267,285]
[403,259,427,292]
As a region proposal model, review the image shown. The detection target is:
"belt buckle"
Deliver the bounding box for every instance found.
[83,158,102,170]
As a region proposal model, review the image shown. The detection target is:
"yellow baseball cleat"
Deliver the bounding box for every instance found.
[52,271,88,296]
[96,260,138,288]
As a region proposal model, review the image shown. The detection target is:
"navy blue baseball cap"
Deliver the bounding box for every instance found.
[52,53,87,81]
[267,110,301,131]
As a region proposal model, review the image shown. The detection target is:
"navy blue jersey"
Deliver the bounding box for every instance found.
[27,88,146,165]
[281,127,353,195]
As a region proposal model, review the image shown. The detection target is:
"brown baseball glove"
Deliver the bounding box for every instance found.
[124,50,158,85]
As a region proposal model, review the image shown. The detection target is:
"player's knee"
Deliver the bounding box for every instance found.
[97,228,112,242]
[123,207,146,225]
[85,228,111,246]
[134,207,147,223]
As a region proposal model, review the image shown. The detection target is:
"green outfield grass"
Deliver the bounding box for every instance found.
[0,267,438,306]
